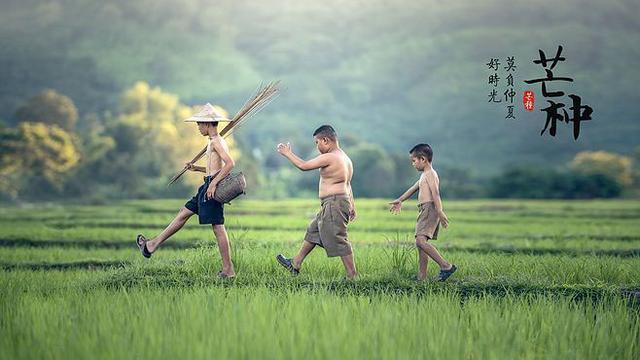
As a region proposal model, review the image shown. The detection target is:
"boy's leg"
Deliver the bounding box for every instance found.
[292,240,316,270]
[417,247,429,280]
[340,253,357,280]
[415,235,452,270]
[213,224,235,276]
[146,207,195,253]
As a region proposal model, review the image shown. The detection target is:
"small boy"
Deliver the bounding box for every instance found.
[275,125,358,280]
[389,143,457,281]
[136,103,236,279]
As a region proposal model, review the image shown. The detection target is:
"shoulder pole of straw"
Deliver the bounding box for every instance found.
[168,81,280,186]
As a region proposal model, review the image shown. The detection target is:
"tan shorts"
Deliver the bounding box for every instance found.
[304,194,352,257]
[416,201,439,240]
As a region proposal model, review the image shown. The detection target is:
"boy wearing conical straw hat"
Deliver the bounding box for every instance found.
[275,125,358,280]
[136,103,236,279]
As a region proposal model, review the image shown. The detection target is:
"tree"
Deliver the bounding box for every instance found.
[570,151,633,188]
[0,122,80,198]
[488,166,621,199]
[348,142,395,198]
[15,89,79,131]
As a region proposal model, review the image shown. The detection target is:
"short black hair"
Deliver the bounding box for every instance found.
[197,121,219,127]
[312,125,337,141]
[409,143,433,162]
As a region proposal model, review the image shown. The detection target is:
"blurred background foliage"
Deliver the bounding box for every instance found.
[0,0,638,201]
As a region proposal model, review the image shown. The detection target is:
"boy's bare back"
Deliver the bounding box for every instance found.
[319,149,352,198]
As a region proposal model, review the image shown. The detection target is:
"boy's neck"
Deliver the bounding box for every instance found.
[207,128,219,138]
[422,163,433,173]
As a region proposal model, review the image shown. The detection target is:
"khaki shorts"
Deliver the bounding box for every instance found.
[416,201,439,240]
[304,194,352,257]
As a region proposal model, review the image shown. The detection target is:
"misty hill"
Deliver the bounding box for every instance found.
[1,0,638,175]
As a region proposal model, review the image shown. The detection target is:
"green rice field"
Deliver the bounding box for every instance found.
[1,199,639,359]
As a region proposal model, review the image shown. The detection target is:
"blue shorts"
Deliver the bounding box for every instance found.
[184,176,224,225]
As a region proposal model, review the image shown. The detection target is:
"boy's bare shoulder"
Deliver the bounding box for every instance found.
[325,150,345,163]
[421,169,439,184]
[338,149,352,163]
[209,135,229,148]
[208,135,222,144]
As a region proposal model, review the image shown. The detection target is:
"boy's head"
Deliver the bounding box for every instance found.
[197,121,218,136]
[313,125,337,154]
[409,143,433,171]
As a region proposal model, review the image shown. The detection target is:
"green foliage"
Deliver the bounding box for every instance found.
[488,167,622,199]
[1,1,638,200]
[571,151,634,187]
[348,142,396,197]
[14,89,79,131]
[0,122,80,198]
[0,0,637,175]
[438,164,485,199]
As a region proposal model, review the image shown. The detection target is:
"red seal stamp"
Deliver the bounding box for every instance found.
[523,90,535,112]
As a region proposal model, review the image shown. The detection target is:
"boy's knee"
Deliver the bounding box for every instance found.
[177,208,192,221]
[415,236,427,247]
[212,224,226,235]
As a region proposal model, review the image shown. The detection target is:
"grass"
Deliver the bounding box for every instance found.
[1,286,638,359]
[0,198,639,359]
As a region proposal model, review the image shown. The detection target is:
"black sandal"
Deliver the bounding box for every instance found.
[437,264,457,282]
[136,234,152,259]
[276,254,300,276]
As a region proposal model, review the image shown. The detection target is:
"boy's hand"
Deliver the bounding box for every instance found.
[389,199,402,214]
[439,211,450,228]
[276,142,292,156]
[185,162,195,171]
[206,183,217,201]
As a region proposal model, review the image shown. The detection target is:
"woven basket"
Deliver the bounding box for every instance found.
[214,172,247,203]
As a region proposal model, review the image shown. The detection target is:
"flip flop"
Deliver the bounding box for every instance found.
[136,234,152,259]
[437,264,457,282]
[276,254,299,276]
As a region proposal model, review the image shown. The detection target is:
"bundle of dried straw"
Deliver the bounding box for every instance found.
[168,81,280,185]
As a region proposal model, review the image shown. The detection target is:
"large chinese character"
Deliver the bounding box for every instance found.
[540,95,593,139]
[524,45,592,140]
[524,46,573,97]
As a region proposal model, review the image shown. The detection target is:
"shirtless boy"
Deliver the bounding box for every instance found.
[275,125,358,279]
[135,103,236,279]
[389,143,457,282]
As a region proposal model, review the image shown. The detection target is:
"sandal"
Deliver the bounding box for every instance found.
[136,234,152,259]
[437,264,457,282]
[276,254,300,276]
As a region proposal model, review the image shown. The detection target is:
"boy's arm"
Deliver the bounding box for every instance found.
[206,138,236,199]
[388,180,419,214]
[185,162,206,173]
[425,173,449,228]
[276,142,331,171]
[394,180,420,202]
